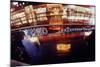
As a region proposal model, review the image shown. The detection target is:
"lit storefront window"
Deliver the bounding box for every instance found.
[56,43,71,55]
[11,3,95,28]
[11,9,27,26]
[35,7,47,13]
[37,14,47,21]
[16,22,22,25]
[63,5,93,23]
[62,7,68,19]
[47,4,63,25]
[25,5,36,24]
[35,7,47,22]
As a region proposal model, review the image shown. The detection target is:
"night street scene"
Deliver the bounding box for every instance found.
[10,1,95,66]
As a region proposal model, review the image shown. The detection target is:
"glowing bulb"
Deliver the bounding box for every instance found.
[12,2,18,6]
[23,2,25,5]
[29,36,39,42]
[84,31,92,36]
[19,4,22,6]
[29,36,40,45]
